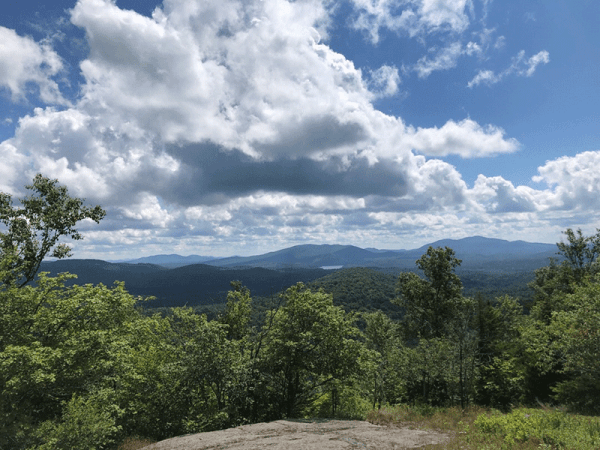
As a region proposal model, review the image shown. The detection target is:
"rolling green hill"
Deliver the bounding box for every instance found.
[38,259,328,307]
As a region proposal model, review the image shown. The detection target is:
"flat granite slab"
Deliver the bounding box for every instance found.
[143,419,450,450]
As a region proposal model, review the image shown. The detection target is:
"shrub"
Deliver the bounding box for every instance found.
[30,393,121,450]
[475,407,600,449]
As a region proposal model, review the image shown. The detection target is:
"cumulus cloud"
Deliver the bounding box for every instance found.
[533,151,600,211]
[70,0,377,159]
[468,49,550,87]
[0,141,29,194]
[0,27,68,105]
[6,106,180,203]
[471,175,537,213]
[405,119,519,158]
[2,0,573,257]
[1,0,519,203]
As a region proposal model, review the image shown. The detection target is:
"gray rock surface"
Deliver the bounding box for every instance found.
[143,419,450,449]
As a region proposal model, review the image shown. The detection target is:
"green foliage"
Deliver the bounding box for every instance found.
[304,382,372,420]
[0,273,143,448]
[369,404,600,450]
[221,281,252,340]
[395,246,463,339]
[523,228,600,407]
[402,337,455,406]
[475,295,527,409]
[308,268,402,319]
[363,311,406,408]
[549,277,600,413]
[460,271,535,306]
[261,283,363,418]
[0,174,105,286]
[530,228,600,324]
[475,408,600,449]
[115,307,239,440]
[556,229,600,282]
[393,247,482,408]
[30,392,121,450]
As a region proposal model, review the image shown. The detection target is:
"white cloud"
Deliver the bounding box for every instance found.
[0,0,520,213]
[368,64,401,98]
[494,35,505,49]
[467,69,498,87]
[533,151,600,211]
[468,49,550,87]
[350,0,473,44]
[471,175,537,213]
[0,141,29,194]
[0,27,68,105]
[405,118,519,157]
[66,150,600,258]
[71,0,374,159]
[119,193,178,228]
[414,41,463,77]
[7,106,180,203]
[464,40,482,56]
[524,50,550,76]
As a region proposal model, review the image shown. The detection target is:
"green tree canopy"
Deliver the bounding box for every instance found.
[549,277,600,413]
[0,174,105,286]
[263,283,362,417]
[394,246,463,339]
[530,228,600,324]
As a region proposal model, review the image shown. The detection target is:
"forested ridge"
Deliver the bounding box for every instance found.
[2,176,600,449]
[36,255,539,309]
[37,259,329,307]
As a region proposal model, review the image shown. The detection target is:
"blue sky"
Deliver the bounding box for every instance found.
[1,0,599,258]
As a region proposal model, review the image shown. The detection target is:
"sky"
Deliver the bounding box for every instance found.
[1,0,599,259]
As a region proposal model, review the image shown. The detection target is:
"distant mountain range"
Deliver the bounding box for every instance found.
[114,236,558,271]
[110,254,217,268]
[37,236,559,307]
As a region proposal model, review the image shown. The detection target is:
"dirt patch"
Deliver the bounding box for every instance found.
[142,419,450,449]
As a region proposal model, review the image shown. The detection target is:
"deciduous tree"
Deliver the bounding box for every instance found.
[0,174,105,286]
[394,246,463,339]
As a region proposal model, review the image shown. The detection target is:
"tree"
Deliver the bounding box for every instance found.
[0,174,105,286]
[447,296,478,409]
[474,295,526,410]
[556,228,600,282]
[549,277,600,413]
[394,246,463,339]
[363,311,406,409]
[221,281,252,341]
[530,228,600,324]
[0,275,143,449]
[262,283,362,418]
[521,229,600,404]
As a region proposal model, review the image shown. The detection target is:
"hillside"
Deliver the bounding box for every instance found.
[114,254,217,268]
[37,236,552,308]
[306,267,402,319]
[206,244,403,269]
[38,260,328,307]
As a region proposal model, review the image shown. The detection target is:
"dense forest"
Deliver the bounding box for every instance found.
[2,176,600,449]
